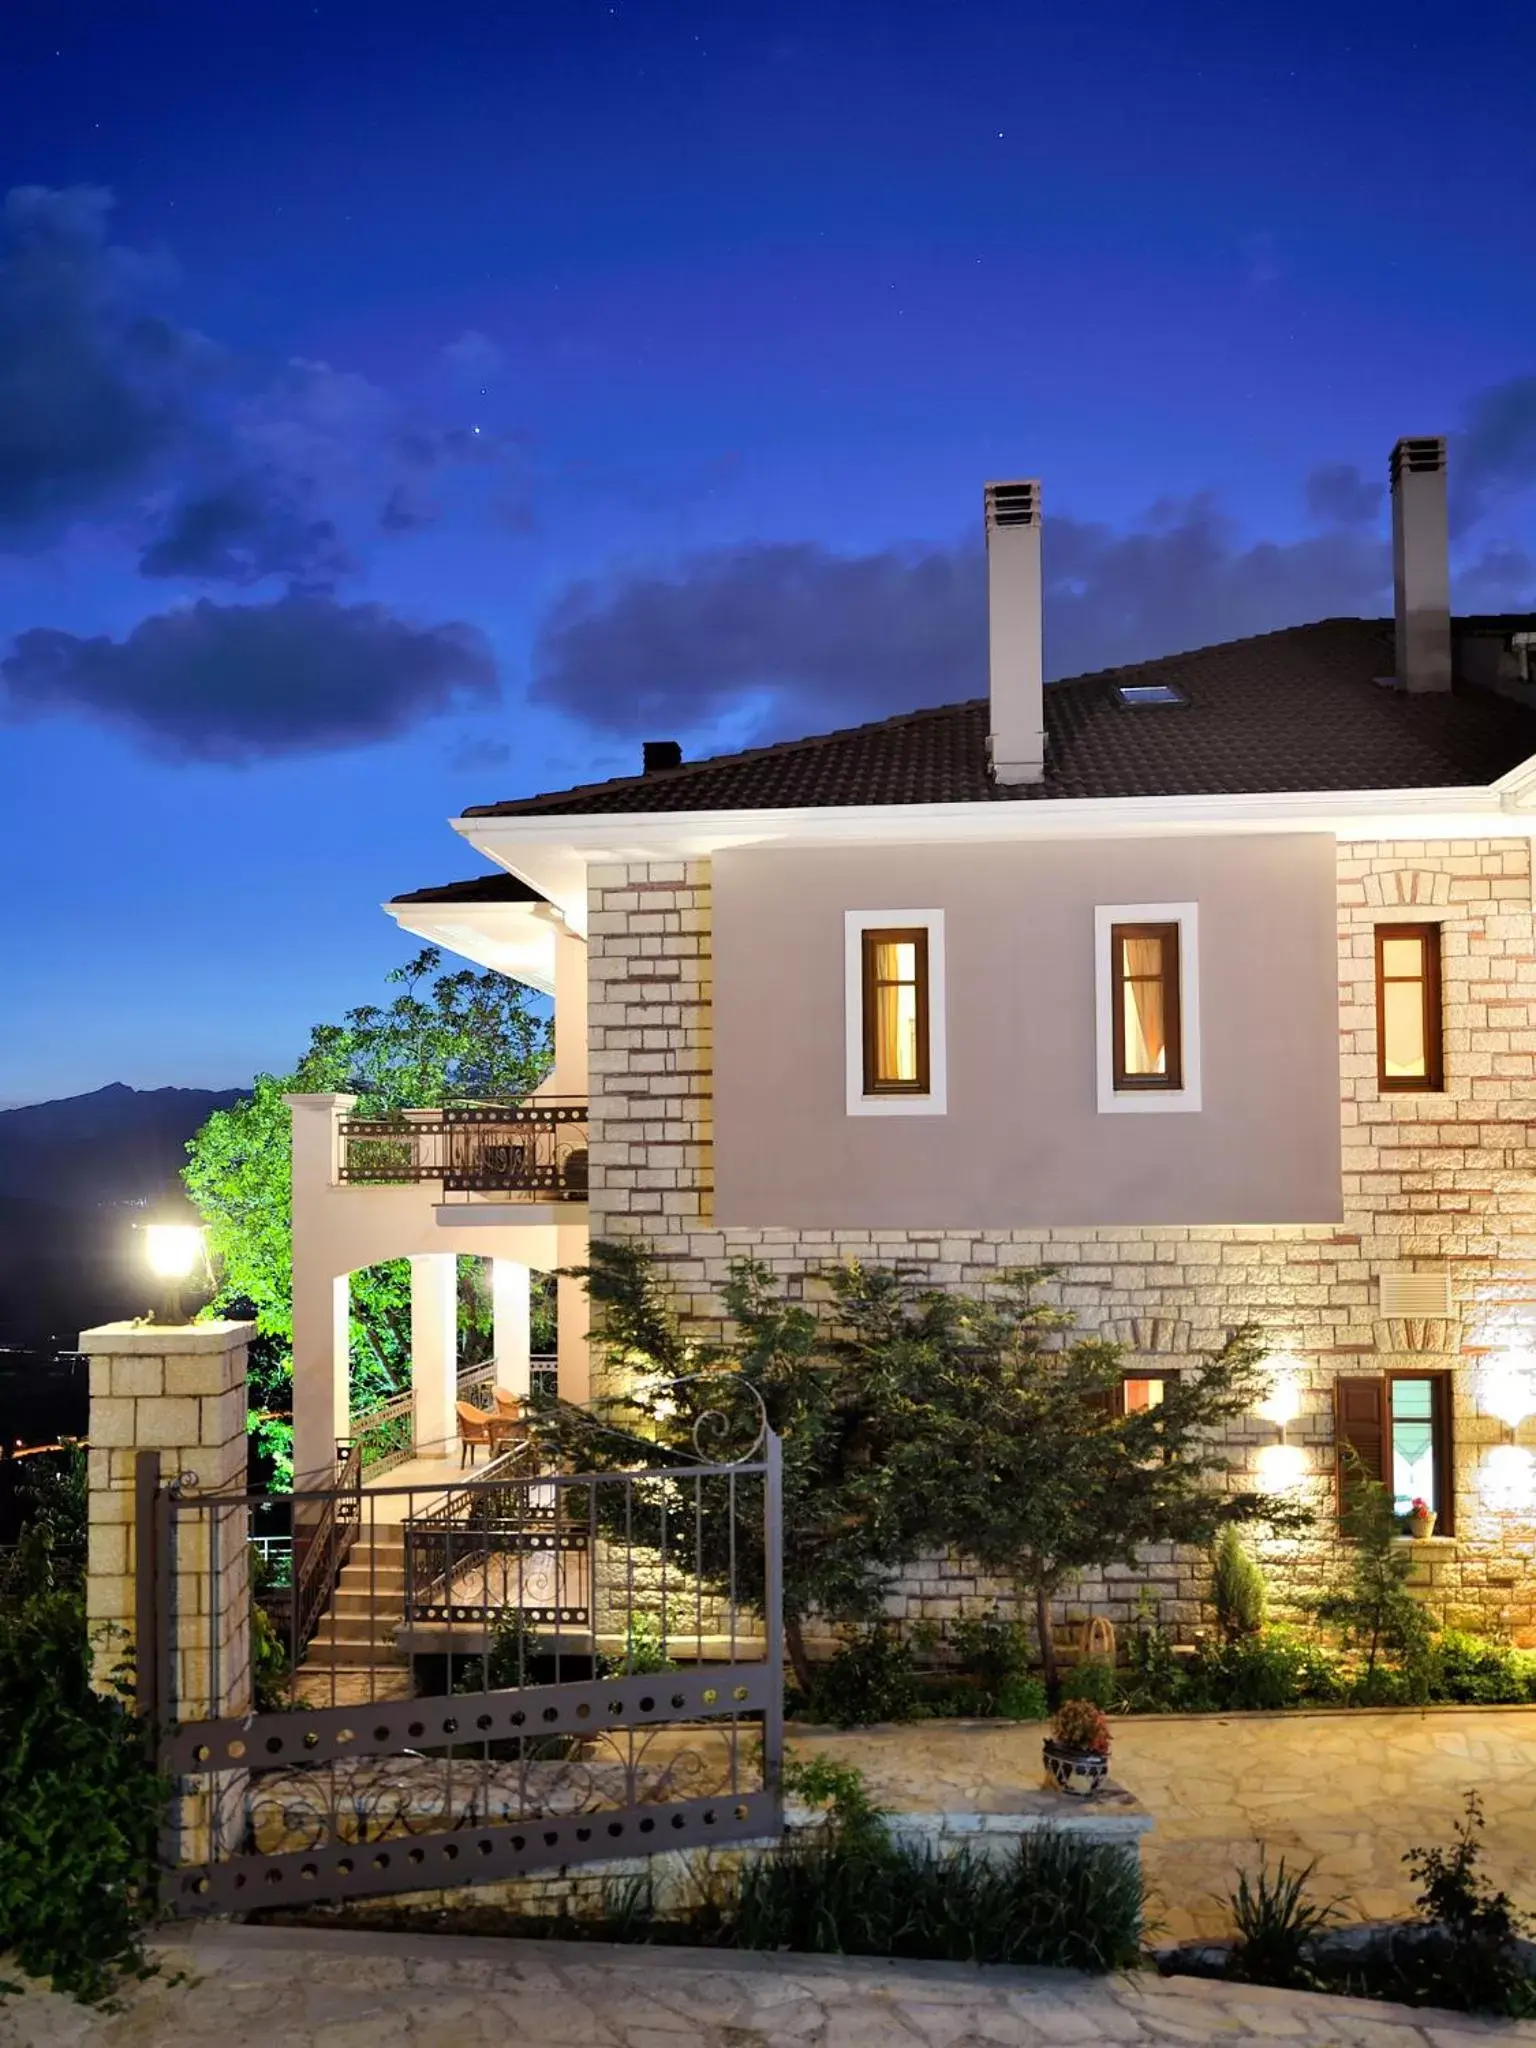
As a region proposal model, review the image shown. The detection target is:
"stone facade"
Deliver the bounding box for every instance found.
[586,845,1536,1643]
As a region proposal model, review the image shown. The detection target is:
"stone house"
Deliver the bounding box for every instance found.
[315,434,1536,1642]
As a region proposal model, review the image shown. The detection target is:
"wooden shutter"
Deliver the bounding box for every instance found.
[1429,1372,1455,1537]
[1334,1375,1387,1522]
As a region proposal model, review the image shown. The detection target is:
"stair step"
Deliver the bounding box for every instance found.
[337,1565,406,1588]
[304,1637,404,1666]
[333,1590,404,1619]
[315,1614,397,1641]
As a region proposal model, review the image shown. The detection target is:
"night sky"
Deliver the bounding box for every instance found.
[3,0,1535,1105]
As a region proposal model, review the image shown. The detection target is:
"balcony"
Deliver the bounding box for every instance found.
[336,1100,589,1203]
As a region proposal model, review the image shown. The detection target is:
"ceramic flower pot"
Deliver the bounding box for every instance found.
[1042,1738,1108,1798]
[1407,1509,1437,1539]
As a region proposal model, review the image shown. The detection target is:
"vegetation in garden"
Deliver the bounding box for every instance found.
[0,1451,168,2006]
[183,948,551,1483]
[1310,1459,1431,1699]
[536,1242,1307,1696]
[1213,1794,1536,2017]
[1210,1524,1267,1644]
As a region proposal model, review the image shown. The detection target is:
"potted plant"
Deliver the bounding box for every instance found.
[1042,1697,1111,1797]
[1405,1496,1437,1540]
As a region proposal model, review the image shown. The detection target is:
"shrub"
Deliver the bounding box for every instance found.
[1059,1657,1118,1709]
[1428,1631,1529,1706]
[949,1610,1030,1693]
[1228,1851,1342,1988]
[602,1613,675,1678]
[737,1797,1143,1970]
[1051,1698,1110,1754]
[1398,1791,1535,2016]
[0,1590,168,2004]
[1118,1607,1189,1713]
[996,1674,1049,1721]
[1210,1524,1266,1644]
[1191,1626,1342,1712]
[1312,1461,1430,1692]
[804,1629,922,1727]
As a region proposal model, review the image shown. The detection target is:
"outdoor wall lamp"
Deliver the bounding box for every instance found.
[140,1195,209,1325]
[1481,1349,1536,1433]
[1255,1352,1304,1440]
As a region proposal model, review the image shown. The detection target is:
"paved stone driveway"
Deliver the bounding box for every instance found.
[8,1926,1536,2047]
[795,1707,1536,1940]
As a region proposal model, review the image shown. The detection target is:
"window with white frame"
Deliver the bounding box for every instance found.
[1094,902,1201,1114]
[844,909,947,1116]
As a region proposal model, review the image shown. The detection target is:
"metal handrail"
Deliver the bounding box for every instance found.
[337,1098,589,1198]
[292,1443,361,1652]
[349,1388,415,1475]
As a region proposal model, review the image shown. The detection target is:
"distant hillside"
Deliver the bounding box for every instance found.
[0,1082,245,1210]
[0,1083,246,1346]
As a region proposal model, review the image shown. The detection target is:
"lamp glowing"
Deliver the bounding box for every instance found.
[139,1198,207,1324]
[1482,1351,1536,1431]
[1256,1354,1304,1429]
[145,1225,203,1281]
[1257,1441,1307,1490]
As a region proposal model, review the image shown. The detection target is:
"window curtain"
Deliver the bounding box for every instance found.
[1121,936,1167,1075]
[873,940,917,1083]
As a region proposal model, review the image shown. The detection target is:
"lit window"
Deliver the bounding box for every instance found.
[1122,1375,1167,1414]
[1375,925,1443,1091]
[1334,1372,1453,1531]
[1117,683,1183,706]
[862,929,929,1094]
[1094,903,1201,1115]
[1112,923,1182,1091]
[845,910,947,1116]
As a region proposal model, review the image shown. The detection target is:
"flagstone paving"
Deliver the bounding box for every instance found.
[8,1925,1536,2047]
[792,1707,1536,1940]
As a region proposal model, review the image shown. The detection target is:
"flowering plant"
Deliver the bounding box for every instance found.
[1051,1698,1111,1756]
[1409,1497,1433,1519]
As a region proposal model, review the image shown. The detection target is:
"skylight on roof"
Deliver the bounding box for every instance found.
[1118,683,1184,706]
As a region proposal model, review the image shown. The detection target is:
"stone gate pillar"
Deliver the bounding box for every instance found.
[83,1318,253,1865]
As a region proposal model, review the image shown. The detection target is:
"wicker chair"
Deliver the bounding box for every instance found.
[455,1400,494,1467]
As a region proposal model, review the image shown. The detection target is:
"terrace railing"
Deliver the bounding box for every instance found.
[337,1100,588,1201]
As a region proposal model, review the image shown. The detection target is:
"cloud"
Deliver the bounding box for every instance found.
[0,184,529,579]
[1455,375,1536,532]
[440,329,505,382]
[139,474,354,583]
[531,498,1392,739]
[1,593,497,761]
[1305,462,1383,527]
[0,185,199,535]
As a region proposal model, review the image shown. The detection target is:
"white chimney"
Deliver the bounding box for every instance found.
[985,479,1045,785]
[1391,436,1452,695]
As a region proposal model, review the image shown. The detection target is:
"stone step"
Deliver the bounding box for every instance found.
[303,1635,405,1667]
[332,1589,404,1619]
[336,1562,406,1589]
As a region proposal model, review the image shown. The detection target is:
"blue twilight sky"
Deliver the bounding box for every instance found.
[2,0,1536,1105]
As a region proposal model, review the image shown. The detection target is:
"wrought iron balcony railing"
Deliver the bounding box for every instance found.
[336,1099,589,1201]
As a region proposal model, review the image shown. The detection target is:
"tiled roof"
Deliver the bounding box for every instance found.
[464,617,1536,818]
[390,872,546,906]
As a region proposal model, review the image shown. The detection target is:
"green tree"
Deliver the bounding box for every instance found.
[882,1271,1311,1694]
[1312,1457,1430,1692]
[531,1242,952,1693]
[1210,1523,1268,1644]
[184,949,551,1483]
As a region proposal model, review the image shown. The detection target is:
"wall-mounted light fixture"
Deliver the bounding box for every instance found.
[1254,1352,1306,1489]
[1481,1348,1536,1443]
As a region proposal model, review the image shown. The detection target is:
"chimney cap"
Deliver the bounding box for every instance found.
[984,479,1040,533]
[642,739,683,774]
[1390,436,1447,485]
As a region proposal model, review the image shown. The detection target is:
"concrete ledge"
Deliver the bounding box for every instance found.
[78,1319,255,1355]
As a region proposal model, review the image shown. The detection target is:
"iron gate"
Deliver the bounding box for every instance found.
[135,1423,783,1916]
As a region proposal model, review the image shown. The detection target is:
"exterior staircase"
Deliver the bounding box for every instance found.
[294,1526,412,1701]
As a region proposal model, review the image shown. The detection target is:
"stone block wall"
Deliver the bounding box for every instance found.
[83,1319,254,1861]
[586,845,1536,1645]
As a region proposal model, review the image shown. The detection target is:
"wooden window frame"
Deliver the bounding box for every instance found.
[860,926,930,1096]
[1374,922,1444,1093]
[1110,921,1183,1092]
[1334,1370,1453,1534]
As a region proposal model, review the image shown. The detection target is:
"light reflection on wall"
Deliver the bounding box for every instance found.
[1256,1441,1307,1491]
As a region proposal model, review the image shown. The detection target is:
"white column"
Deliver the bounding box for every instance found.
[492,1260,532,1401]
[411,1252,459,1457]
[556,1222,590,1404]
[285,1092,356,1489]
[552,925,589,1097]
